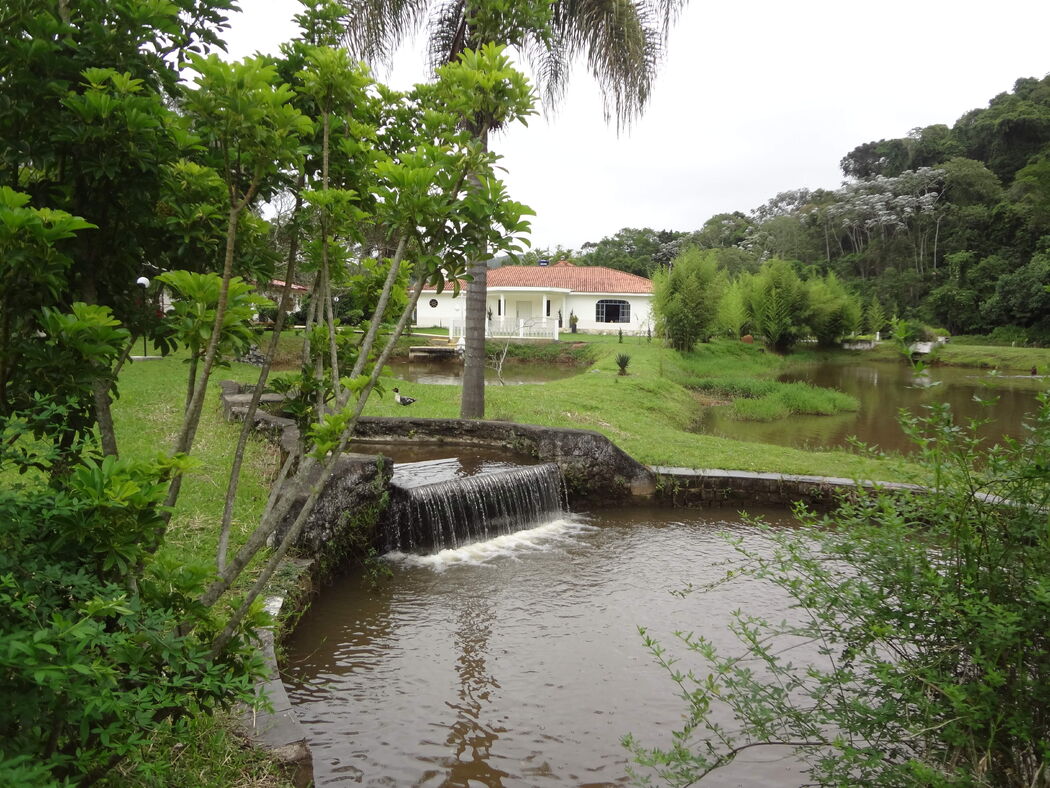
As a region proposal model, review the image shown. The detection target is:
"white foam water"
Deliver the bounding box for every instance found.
[384,516,597,571]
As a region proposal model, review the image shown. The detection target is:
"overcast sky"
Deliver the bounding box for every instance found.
[223,0,1050,251]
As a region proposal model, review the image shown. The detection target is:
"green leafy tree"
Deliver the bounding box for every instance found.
[197,42,536,655]
[714,275,751,339]
[628,399,1050,786]
[691,211,754,250]
[981,248,1050,329]
[653,247,724,351]
[156,271,272,412]
[0,188,94,426]
[718,275,751,340]
[339,0,688,419]
[518,245,577,265]
[0,8,538,785]
[865,295,888,336]
[579,227,687,275]
[806,272,861,347]
[0,2,238,455]
[1012,154,1050,238]
[0,206,265,786]
[745,259,809,353]
[169,53,310,467]
[954,75,1050,183]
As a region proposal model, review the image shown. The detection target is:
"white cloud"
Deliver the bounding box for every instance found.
[223,0,1050,250]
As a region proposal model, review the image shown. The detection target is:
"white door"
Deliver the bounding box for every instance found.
[516,301,532,319]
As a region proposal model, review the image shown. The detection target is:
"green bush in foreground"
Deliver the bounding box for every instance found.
[627,399,1050,786]
[0,434,266,786]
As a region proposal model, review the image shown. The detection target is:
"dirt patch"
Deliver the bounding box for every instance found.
[692,391,732,407]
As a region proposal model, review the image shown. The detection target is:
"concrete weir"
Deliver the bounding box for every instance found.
[215,380,918,784]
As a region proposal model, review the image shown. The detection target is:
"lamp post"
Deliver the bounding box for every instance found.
[136,276,150,357]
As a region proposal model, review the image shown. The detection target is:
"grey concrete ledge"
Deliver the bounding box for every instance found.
[238,595,313,788]
[650,466,924,508]
[652,465,923,490]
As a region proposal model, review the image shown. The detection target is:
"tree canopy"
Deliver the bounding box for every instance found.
[588,73,1050,344]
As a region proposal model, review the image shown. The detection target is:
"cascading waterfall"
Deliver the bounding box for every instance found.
[382,462,567,554]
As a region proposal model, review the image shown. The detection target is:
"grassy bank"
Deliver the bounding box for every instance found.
[935,343,1050,372]
[109,356,292,788]
[367,335,923,482]
[860,338,1050,372]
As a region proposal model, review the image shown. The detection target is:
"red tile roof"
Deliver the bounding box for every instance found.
[267,279,310,292]
[425,260,652,294]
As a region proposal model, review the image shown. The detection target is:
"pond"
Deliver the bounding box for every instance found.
[386,357,580,386]
[694,359,1047,455]
[282,505,813,787]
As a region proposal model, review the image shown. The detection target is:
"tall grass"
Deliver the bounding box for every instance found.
[689,378,859,422]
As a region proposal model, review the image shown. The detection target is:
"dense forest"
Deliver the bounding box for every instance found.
[552,75,1050,343]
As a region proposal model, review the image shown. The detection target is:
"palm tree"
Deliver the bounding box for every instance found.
[338,0,688,418]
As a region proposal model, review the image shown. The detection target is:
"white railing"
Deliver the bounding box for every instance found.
[450,317,560,341]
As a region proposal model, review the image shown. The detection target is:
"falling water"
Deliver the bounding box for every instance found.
[382,462,566,553]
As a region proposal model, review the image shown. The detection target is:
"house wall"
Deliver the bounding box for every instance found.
[565,294,653,335]
[487,288,569,327]
[414,289,654,336]
[415,291,466,328]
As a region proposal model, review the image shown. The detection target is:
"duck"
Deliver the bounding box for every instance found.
[393,387,416,406]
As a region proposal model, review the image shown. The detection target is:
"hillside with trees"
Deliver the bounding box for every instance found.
[573,74,1050,344]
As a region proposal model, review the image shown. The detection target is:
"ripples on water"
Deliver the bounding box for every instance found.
[283,507,813,787]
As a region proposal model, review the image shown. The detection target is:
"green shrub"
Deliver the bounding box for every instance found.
[0,447,265,785]
[729,396,789,421]
[990,324,1032,345]
[694,378,857,421]
[628,398,1050,786]
[653,247,725,351]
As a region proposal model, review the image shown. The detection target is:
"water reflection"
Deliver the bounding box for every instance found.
[283,506,810,787]
[695,360,1046,454]
[441,600,508,786]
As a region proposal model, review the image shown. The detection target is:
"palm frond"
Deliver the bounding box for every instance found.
[338,0,433,66]
[427,0,468,68]
[553,0,687,130]
[522,27,571,111]
[338,0,689,130]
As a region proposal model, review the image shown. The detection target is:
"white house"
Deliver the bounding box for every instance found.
[415,260,654,338]
[261,279,310,314]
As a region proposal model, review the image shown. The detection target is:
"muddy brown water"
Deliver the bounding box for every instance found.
[695,360,1046,454]
[282,506,814,787]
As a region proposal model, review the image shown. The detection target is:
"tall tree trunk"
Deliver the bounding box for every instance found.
[460,129,489,419]
[215,177,305,573]
[92,380,118,457]
[81,271,119,456]
[159,186,255,530]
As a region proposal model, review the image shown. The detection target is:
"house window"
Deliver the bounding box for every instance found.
[428,298,438,308]
[545,300,551,317]
[596,299,631,323]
